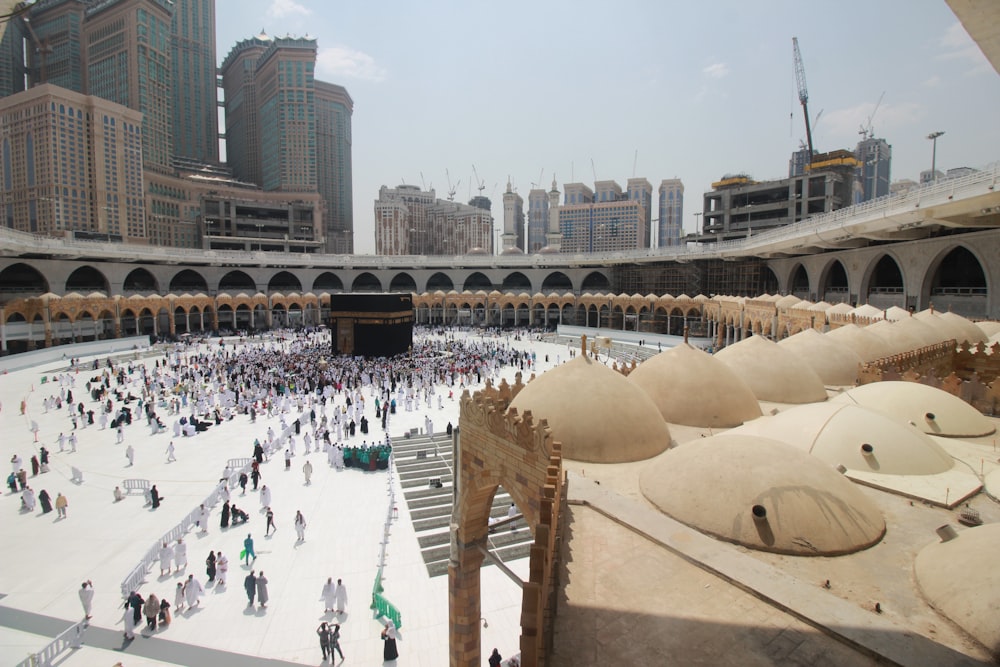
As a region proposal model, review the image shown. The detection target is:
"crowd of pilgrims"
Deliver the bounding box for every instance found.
[43,326,539,461]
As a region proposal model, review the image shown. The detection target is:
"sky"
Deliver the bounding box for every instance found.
[215,0,1000,254]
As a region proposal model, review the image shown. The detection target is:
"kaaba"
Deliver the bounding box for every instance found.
[329,293,414,357]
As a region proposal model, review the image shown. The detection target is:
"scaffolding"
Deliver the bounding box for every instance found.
[613,258,777,298]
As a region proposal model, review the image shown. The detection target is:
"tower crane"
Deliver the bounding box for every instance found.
[792,37,814,161]
[445,169,460,201]
[859,91,885,140]
[471,164,486,194]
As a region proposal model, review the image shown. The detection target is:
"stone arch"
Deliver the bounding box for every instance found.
[0,262,49,294]
[463,271,493,292]
[352,272,382,292]
[541,271,573,293]
[65,265,109,294]
[268,270,302,292]
[921,244,989,318]
[451,388,565,667]
[313,271,344,292]
[389,272,418,292]
[219,270,256,292]
[169,269,208,293]
[123,267,159,293]
[818,259,850,304]
[861,253,905,309]
[759,265,779,296]
[789,264,810,299]
[581,271,611,293]
[501,271,532,293]
[426,272,454,292]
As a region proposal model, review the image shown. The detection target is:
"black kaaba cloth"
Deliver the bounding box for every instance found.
[329,293,413,357]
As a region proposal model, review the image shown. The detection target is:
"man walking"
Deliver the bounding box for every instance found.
[166,441,176,463]
[244,570,257,607]
[243,533,256,565]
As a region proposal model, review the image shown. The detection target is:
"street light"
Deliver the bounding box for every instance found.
[927,131,945,183]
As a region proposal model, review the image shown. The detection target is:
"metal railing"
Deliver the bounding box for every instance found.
[370,452,403,628]
[15,619,87,667]
[119,410,307,598]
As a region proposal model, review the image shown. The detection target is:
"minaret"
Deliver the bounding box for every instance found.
[545,176,562,252]
[501,178,523,254]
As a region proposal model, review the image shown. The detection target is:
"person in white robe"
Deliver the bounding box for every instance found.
[173,538,187,573]
[78,580,94,619]
[321,577,336,612]
[183,575,204,607]
[334,579,348,614]
[22,487,36,511]
[159,542,173,576]
[260,485,272,509]
[174,581,185,612]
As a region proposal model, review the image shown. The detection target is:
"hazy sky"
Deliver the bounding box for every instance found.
[216,0,1000,253]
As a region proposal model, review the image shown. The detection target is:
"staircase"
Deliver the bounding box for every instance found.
[391,432,533,577]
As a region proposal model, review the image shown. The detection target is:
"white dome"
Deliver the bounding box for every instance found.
[915,524,1000,656]
[832,381,995,437]
[628,344,761,428]
[777,328,863,386]
[509,354,671,463]
[639,435,885,556]
[730,402,955,475]
[715,335,827,403]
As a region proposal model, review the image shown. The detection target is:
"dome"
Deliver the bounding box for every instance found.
[832,381,995,437]
[639,435,885,556]
[808,301,832,312]
[509,353,671,463]
[775,294,801,309]
[939,311,988,345]
[627,344,761,428]
[976,321,1000,337]
[824,323,894,362]
[777,328,863,386]
[828,302,854,316]
[851,303,884,320]
[729,402,954,474]
[500,247,524,255]
[884,305,910,322]
[891,316,946,347]
[714,335,828,403]
[915,524,1000,656]
[537,245,560,255]
[865,319,924,355]
[467,246,490,255]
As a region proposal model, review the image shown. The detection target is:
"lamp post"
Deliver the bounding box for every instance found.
[927,131,944,183]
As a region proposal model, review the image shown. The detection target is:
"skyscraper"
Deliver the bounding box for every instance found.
[527,188,548,253]
[84,0,175,174]
[554,180,651,253]
[221,34,354,253]
[501,182,525,254]
[855,136,891,202]
[170,0,218,164]
[374,184,491,255]
[315,81,354,253]
[657,179,684,247]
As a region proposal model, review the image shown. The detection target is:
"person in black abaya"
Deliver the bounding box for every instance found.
[150,485,161,509]
[38,489,52,513]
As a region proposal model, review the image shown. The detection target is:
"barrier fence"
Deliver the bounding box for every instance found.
[119,410,306,598]
[15,619,87,667]
[370,452,403,629]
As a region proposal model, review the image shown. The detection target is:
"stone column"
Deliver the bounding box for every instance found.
[448,538,486,667]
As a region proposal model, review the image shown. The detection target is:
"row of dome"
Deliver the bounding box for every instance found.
[506,333,998,652]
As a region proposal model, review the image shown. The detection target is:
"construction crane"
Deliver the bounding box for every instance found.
[859,91,885,140]
[531,168,544,190]
[20,14,52,84]
[792,37,814,161]
[445,169,460,201]
[471,164,486,195]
